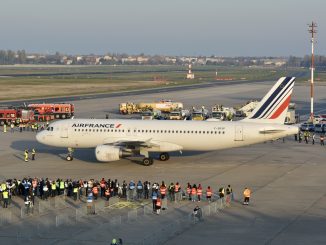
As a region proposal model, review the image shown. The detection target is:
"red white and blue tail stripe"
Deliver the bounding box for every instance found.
[243,77,295,124]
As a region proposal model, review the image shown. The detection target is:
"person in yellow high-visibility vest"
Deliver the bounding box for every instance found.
[32,148,36,160]
[3,190,9,208]
[24,149,29,162]
[243,187,251,205]
[3,124,7,133]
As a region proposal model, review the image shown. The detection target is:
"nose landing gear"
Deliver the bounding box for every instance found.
[66,148,74,161]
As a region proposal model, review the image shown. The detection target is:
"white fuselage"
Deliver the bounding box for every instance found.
[36,119,298,152]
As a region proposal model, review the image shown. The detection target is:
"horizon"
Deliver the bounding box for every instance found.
[0,0,324,56]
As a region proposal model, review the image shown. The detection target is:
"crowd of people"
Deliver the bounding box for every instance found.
[296,131,324,145]
[2,122,47,133]
[0,177,252,214]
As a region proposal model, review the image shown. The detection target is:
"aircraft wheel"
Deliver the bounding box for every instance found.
[143,157,153,166]
[159,153,170,161]
[66,155,73,161]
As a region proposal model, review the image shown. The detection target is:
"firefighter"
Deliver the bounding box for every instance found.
[10,123,15,133]
[3,124,7,133]
[243,187,251,205]
[24,149,29,162]
[31,148,36,160]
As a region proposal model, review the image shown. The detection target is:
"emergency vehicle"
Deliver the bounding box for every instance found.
[28,103,74,121]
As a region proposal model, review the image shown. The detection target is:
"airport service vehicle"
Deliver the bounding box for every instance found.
[137,100,183,113]
[0,108,35,125]
[0,108,18,125]
[235,100,259,118]
[191,109,209,121]
[284,103,297,124]
[300,123,314,132]
[314,124,326,133]
[36,77,298,166]
[28,103,74,121]
[119,102,140,114]
[211,105,235,121]
[141,110,162,120]
[169,110,190,120]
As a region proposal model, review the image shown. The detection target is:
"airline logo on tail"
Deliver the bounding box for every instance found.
[249,77,295,120]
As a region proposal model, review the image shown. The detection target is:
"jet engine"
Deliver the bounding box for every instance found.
[95,145,131,162]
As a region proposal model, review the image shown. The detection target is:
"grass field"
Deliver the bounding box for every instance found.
[0,65,314,101]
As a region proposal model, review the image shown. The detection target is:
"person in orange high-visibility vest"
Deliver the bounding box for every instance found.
[160,183,167,199]
[191,185,197,202]
[206,186,213,202]
[92,186,99,200]
[156,197,162,214]
[197,184,203,202]
[186,183,191,200]
[105,188,110,201]
[243,187,251,205]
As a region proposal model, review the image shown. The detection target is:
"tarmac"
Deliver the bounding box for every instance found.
[1,80,326,244]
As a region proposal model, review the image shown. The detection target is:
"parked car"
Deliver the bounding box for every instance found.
[314,124,326,133]
[300,123,315,132]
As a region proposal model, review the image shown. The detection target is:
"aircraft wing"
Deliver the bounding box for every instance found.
[104,137,183,151]
[104,137,157,147]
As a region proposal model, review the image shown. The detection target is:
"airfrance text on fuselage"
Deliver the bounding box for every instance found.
[72,123,117,128]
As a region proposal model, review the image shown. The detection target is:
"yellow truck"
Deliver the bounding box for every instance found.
[120,100,183,114]
[137,100,183,113]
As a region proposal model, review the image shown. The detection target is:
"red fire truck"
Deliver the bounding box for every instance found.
[0,108,18,125]
[0,108,34,125]
[27,103,74,121]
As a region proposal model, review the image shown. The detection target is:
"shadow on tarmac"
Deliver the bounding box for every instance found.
[10,140,210,165]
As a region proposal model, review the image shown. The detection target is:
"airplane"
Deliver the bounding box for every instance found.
[36,77,298,166]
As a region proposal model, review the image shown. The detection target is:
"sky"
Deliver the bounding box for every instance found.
[0,0,325,56]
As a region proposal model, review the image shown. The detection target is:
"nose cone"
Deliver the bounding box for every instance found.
[36,131,45,144]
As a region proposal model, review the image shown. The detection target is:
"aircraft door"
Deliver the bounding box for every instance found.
[234,126,243,141]
[60,124,69,138]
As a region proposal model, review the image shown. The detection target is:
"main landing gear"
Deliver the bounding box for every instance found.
[142,153,170,166]
[66,148,74,161]
[159,152,170,161]
[142,157,154,166]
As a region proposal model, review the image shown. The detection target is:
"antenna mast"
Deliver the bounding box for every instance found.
[308,21,317,122]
